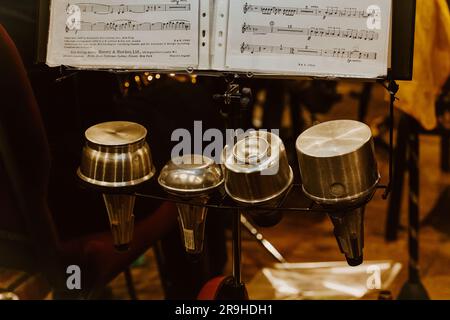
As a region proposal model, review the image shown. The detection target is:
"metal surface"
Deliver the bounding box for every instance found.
[222,131,293,205]
[85,121,147,146]
[296,120,380,266]
[158,155,223,254]
[78,121,155,188]
[158,154,224,197]
[175,200,209,255]
[103,194,135,251]
[329,207,365,267]
[296,120,380,207]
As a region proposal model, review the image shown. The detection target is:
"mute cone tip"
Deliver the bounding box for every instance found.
[346,255,363,267]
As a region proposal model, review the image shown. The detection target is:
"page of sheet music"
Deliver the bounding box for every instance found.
[225,0,391,78]
[47,0,199,69]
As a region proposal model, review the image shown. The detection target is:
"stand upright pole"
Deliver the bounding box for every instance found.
[408,130,420,283]
[397,124,430,300]
[211,77,250,300]
[232,210,242,286]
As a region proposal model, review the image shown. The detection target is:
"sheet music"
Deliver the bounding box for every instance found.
[47,0,199,69]
[225,0,392,78]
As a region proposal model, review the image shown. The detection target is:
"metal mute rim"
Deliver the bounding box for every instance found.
[225,166,294,205]
[157,154,224,196]
[158,177,225,196]
[301,174,381,205]
[223,131,285,174]
[77,166,156,188]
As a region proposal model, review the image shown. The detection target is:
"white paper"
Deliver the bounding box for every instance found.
[224,0,392,78]
[46,0,200,69]
[210,0,230,70]
[198,0,213,69]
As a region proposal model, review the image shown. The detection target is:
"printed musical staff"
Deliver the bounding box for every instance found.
[243,2,378,19]
[66,19,191,32]
[240,42,377,61]
[242,22,379,41]
[69,2,191,14]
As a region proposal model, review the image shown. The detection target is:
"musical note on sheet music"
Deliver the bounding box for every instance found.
[69,2,191,14]
[243,2,379,20]
[47,0,199,68]
[242,22,379,41]
[240,42,377,61]
[66,19,191,32]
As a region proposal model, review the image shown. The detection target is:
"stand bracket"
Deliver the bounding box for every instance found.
[378,79,400,199]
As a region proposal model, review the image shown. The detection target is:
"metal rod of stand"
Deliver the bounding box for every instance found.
[397,119,429,300]
[240,215,287,264]
[408,129,420,283]
[386,114,409,241]
[232,210,242,286]
[382,79,399,200]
